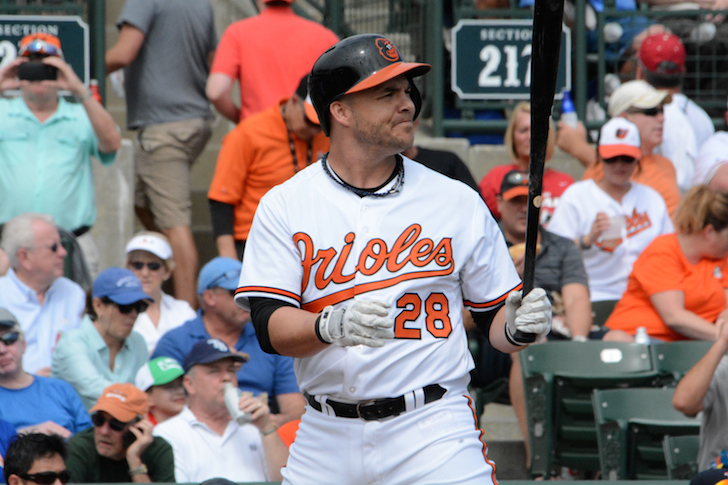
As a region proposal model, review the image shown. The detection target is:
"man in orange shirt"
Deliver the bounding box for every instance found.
[557,81,681,217]
[208,76,329,259]
[205,0,338,122]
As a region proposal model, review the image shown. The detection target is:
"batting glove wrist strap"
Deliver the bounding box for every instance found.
[317,305,346,344]
[317,300,395,348]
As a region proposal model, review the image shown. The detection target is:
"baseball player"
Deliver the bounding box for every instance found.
[235,34,552,484]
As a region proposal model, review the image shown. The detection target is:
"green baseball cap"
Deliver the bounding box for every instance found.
[135,357,184,391]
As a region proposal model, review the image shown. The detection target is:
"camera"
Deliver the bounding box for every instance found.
[18,61,58,81]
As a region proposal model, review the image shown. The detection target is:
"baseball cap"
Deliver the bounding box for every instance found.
[639,33,686,74]
[125,232,173,260]
[598,117,642,160]
[135,357,184,392]
[92,267,153,305]
[608,80,672,117]
[197,257,241,295]
[295,74,320,126]
[500,171,529,200]
[0,308,19,329]
[182,338,249,372]
[89,383,149,422]
[19,33,64,59]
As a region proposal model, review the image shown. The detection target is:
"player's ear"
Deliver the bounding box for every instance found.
[329,100,352,130]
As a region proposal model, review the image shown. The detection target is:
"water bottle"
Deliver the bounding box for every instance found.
[560,91,578,128]
[634,326,650,344]
[223,382,251,425]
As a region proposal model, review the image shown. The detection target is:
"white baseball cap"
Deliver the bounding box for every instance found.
[125,233,173,260]
[598,117,642,160]
[607,80,672,117]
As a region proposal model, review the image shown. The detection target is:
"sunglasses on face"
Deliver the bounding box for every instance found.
[603,155,638,165]
[18,471,71,485]
[26,242,61,254]
[627,106,663,117]
[129,261,163,271]
[0,331,20,346]
[91,412,127,431]
[101,298,149,315]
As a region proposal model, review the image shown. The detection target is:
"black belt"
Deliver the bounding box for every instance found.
[304,384,446,421]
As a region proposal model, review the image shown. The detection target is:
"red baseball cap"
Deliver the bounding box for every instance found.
[639,33,685,74]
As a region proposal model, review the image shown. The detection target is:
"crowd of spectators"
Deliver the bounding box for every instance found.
[2,0,728,482]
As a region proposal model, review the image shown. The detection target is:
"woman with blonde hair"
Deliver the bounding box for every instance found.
[125,231,196,354]
[605,185,728,341]
[478,101,574,224]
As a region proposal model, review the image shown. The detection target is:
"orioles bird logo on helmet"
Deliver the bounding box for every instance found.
[376,38,400,62]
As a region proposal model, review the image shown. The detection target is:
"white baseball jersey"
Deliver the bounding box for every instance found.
[548,179,674,301]
[236,156,521,400]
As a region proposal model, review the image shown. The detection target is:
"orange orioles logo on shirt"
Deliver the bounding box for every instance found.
[376,37,400,62]
[293,223,453,312]
[595,208,652,252]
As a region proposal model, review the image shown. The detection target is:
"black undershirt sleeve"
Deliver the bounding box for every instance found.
[249,297,297,355]
[471,303,504,340]
[209,199,235,239]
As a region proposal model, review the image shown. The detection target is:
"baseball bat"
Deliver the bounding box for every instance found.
[516,0,565,343]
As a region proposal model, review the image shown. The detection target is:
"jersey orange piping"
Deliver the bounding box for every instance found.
[463,282,522,310]
[235,286,301,303]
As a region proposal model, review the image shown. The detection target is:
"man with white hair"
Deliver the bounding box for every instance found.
[0,213,85,376]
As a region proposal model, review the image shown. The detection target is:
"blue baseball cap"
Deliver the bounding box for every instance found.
[92,267,153,305]
[182,338,249,372]
[197,257,241,295]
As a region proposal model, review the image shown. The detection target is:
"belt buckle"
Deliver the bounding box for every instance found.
[355,399,381,421]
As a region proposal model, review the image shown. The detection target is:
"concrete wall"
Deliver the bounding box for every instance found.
[90,139,134,270]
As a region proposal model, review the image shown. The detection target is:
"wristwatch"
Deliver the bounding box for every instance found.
[129,464,148,476]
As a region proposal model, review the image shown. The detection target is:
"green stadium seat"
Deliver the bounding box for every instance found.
[592,387,701,480]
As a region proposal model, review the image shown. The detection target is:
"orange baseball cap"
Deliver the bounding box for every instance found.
[19,33,64,59]
[90,383,149,422]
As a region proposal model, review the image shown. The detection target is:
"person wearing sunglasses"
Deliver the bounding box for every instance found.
[4,433,69,485]
[549,117,674,328]
[0,213,86,377]
[51,268,153,409]
[153,339,286,483]
[208,74,329,261]
[557,80,682,218]
[153,257,304,427]
[0,34,121,279]
[134,357,186,425]
[65,383,174,483]
[0,308,92,439]
[125,232,195,355]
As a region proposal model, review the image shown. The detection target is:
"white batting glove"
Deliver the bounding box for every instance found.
[505,288,552,345]
[316,300,395,348]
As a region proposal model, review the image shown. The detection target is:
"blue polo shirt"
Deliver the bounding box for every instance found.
[0,419,17,483]
[0,376,91,435]
[0,96,117,231]
[152,311,299,397]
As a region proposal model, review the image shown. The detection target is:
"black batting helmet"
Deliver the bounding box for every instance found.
[308,34,431,136]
